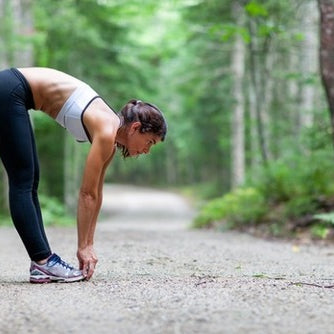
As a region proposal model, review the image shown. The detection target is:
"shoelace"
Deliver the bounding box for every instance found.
[49,254,74,270]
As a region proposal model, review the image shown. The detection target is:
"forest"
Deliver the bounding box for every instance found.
[1,0,334,238]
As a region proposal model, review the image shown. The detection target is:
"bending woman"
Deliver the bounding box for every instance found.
[0,67,167,283]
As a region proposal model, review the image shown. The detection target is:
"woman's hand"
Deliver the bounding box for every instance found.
[77,246,98,280]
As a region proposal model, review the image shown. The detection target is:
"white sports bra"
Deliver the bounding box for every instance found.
[55,83,98,142]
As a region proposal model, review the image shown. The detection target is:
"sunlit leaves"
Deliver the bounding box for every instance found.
[208,23,250,43]
[245,1,268,17]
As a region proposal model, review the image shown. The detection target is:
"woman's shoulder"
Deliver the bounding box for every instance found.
[84,98,121,140]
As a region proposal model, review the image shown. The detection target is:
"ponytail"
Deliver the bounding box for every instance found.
[117,99,167,158]
[119,99,167,139]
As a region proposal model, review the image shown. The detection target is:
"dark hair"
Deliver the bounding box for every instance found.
[117,99,167,157]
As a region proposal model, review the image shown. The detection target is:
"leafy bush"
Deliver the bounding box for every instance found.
[314,212,334,225]
[284,196,318,218]
[194,123,334,236]
[39,194,73,226]
[253,151,334,205]
[194,148,334,233]
[194,187,267,228]
[310,212,334,239]
[310,224,330,239]
[247,149,334,221]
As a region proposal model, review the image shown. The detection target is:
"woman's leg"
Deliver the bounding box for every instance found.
[30,117,51,254]
[0,72,51,261]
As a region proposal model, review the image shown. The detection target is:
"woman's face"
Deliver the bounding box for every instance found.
[126,122,161,157]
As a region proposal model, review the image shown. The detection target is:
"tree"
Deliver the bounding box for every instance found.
[318,0,334,148]
[231,2,246,188]
[299,1,318,129]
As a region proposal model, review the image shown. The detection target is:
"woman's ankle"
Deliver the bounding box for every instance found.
[36,256,50,265]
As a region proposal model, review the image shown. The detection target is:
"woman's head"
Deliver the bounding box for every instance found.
[117,99,167,158]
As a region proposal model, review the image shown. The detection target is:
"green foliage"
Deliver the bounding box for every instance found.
[194,124,334,232]
[310,213,334,239]
[0,195,72,227]
[209,23,250,43]
[310,224,330,239]
[245,1,268,17]
[39,194,73,226]
[0,213,12,226]
[254,153,334,205]
[33,112,65,200]
[314,212,334,225]
[194,187,267,228]
[284,196,317,218]
[250,140,334,222]
[181,182,225,202]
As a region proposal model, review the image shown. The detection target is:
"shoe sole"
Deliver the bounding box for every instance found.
[30,275,85,284]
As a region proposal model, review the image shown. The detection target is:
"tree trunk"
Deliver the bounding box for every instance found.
[248,19,270,165]
[300,0,318,128]
[248,74,260,173]
[287,49,301,138]
[261,46,274,160]
[318,0,334,148]
[231,3,246,188]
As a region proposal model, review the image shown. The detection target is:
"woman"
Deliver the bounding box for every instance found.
[0,67,167,283]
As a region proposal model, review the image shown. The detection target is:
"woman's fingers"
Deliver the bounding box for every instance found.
[83,259,97,280]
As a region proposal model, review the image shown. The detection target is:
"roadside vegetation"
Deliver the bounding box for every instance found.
[194,126,334,240]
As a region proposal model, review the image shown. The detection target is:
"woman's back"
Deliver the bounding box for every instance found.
[18,67,84,118]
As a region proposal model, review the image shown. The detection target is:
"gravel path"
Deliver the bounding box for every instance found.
[1,184,334,334]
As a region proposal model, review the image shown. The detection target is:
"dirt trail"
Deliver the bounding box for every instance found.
[1,184,334,334]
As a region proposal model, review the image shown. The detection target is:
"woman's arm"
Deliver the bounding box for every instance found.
[87,152,114,244]
[76,134,115,279]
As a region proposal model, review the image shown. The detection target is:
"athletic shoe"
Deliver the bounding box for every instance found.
[30,253,84,283]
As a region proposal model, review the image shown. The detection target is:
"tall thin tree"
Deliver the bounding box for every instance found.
[231,2,246,188]
[299,1,318,128]
[318,0,334,148]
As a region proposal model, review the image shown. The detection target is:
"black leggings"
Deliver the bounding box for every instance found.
[0,68,51,261]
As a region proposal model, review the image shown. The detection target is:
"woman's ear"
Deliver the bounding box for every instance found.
[129,121,141,135]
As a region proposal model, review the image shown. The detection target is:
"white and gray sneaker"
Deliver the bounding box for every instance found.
[30,253,84,283]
